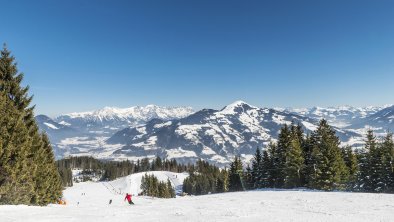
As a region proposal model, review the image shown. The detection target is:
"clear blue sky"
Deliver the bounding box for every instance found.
[2,0,394,116]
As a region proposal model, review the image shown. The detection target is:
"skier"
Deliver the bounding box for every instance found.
[124,193,134,205]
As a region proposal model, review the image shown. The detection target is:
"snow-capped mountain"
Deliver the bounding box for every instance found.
[55,105,194,135]
[36,115,77,141]
[285,105,390,128]
[106,101,359,165]
[347,105,394,133]
[36,101,394,165]
[35,105,194,158]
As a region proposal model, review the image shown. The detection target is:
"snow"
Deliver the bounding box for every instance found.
[105,171,189,196]
[44,122,59,129]
[175,124,205,142]
[341,136,365,148]
[201,146,217,155]
[302,121,318,131]
[286,105,390,126]
[58,121,71,126]
[154,121,172,128]
[219,100,256,115]
[166,148,198,158]
[62,105,194,122]
[131,136,158,149]
[56,137,124,159]
[1,175,393,222]
[272,113,291,125]
[136,126,147,134]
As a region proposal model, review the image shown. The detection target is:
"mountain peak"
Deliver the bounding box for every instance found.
[228,100,250,106]
[220,100,257,114]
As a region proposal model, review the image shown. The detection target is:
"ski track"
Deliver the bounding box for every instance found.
[0,172,393,222]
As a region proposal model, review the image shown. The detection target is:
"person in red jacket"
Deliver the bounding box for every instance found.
[124,193,134,205]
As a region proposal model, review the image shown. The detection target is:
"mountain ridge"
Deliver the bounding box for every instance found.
[36,101,393,164]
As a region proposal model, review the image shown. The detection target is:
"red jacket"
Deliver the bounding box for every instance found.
[124,194,132,201]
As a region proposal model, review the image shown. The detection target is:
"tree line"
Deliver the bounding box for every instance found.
[232,120,394,193]
[0,46,62,205]
[56,156,192,186]
[182,160,229,195]
[140,174,176,198]
[183,120,393,195]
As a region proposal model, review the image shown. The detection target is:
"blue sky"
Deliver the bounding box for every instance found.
[1,0,394,116]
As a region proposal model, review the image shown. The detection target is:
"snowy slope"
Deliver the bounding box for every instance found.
[1,181,393,222]
[104,171,189,196]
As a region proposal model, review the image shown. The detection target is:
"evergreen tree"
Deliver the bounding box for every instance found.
[356,130,376,191]
[266,142,278,187]
[228,156,244,192]
[380,133,394,193]
[0,92,34,204]
[244,164,253,190]
[274,124,292,187]
[154,156,163,171]
[141,174,175,198]
[307,119,347,190]
[215,169,229,193]
[0,45,63,205]
[167,179,176,198]
[366,130,387,192]
[251,147,263,188]
[260,150,271,188]
[31,134,63,205]
[301,134,313,186]
[284,137,304,188]
[341,146,358,190]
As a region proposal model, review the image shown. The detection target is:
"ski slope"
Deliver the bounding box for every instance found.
[0,172,393,222]
[102,171,188,196]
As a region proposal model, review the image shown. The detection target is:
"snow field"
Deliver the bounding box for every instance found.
[0,172,393,222]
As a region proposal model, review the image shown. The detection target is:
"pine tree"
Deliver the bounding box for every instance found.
[251,147,263,188]
[31,134,62,205]
[228,156,244,192]
[380,133,394,193]
[261,150,271,188]
[301,134,313,186]
[356,130,376,191]
[216,168,229,193]
[167,179,176,198]
[266,142,278,187]
[307,119,347,190]
[284,137,304,188]
[275,124,292,188]
[0,45,63,205]
[341,146,358,190]
[365,130,388,192]
[0,92,34,204]
[244,164,253,190]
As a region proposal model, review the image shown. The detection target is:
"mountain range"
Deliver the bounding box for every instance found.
[36,101,394,165]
